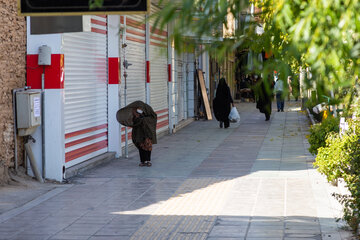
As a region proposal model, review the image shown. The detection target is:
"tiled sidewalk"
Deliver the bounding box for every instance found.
[0,102,354,240]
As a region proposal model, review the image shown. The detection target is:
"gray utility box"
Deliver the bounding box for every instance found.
[16,90,41,136]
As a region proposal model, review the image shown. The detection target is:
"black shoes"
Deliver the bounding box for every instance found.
[139,161,152,167]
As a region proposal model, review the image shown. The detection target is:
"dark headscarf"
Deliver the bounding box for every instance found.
[213,78,233,121]
[116,101,157,148]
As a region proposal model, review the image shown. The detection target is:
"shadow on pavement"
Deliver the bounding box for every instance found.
[0,102,353,240]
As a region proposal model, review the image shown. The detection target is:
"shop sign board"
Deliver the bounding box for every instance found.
[18,0,150,16]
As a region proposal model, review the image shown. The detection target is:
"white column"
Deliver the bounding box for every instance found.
[27,17,65,182]
[145,15,150,104]
[107,15,121,158]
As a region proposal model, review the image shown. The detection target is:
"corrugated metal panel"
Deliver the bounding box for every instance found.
[120,15,146,147]
[63,16,108,168]
[170,47,176,127]
[150,5,168,133]
[176,52,184,122]
[150,47,167,112]
[186,52,195,117]
[121,15,146,105]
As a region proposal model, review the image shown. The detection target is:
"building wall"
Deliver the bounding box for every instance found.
[0,0,26,184]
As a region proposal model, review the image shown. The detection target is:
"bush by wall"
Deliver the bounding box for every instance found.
[308,117,340,155]
[314,121,360,233]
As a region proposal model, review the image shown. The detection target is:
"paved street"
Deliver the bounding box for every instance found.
[0,102,353,240]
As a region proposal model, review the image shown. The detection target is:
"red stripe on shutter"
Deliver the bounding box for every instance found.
[126,29,145,37]
[157,114,168,121]
[65,140,108,163]
[156,109,168,114]
[157,119,169,129]
[91,18,107,26]
[91,27,107,34]
[150,42,167,48]
[65,124,108,139]
[121,132,132,142]
[65,132,108,148]
[150,26,167,37]
[150,35,167,42]
[126,36,146,44]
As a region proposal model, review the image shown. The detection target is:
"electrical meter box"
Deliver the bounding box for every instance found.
[16,90,41,136]
[38,45,51,66]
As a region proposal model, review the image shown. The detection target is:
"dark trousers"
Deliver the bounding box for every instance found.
[276,92,284,111]
[220,119,230,128]
[139,148,151,163]
[224,119,230,128]
[265,112,270,120]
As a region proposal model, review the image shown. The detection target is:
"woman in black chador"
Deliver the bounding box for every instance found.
[213,78,234,128]
[255,76,274,121]
[116,101,157,167]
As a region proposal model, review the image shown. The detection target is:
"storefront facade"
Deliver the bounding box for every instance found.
[25,7,200,182]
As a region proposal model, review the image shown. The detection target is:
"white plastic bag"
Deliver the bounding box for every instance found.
[228,107,240,123]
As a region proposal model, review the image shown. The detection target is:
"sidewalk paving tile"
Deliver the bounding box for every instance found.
[0,102,354,240]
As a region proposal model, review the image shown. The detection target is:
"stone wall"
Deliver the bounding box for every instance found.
[0,0,26,184]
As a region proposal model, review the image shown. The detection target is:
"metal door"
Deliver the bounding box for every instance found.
[149,5,169,133]
[63,16,108,168]
[120,15,146,146]
[176,52,185,122]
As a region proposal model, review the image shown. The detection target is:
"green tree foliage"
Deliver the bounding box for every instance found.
[152,0,360,103]
[257,0,360,107]
[153,0,250,60]
[89,0,104,9]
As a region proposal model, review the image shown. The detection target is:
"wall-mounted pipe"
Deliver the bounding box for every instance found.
[122,16,129,158]
[24,136,43,183]
[41,68,46,178]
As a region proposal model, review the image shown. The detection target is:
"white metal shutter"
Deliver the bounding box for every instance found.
[150,5,169,133]
[120,15,146,146]
[63,16,108,168]
[176,52,185,122]
[186,52,195,118]
[123,15,146,104]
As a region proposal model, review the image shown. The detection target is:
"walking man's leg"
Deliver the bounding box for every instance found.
[276,93,281,112]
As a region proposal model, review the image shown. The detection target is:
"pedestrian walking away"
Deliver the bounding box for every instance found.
[116,101,157,167]
[213,78,234,128]
[287,76,293,101]
[255,75,274,121]
[274,76,285,112]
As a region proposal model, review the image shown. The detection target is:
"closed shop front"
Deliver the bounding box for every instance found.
[176,52,185,123]
[120,15,147,146]
[149,5,169,134]
[63,16,108,168]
